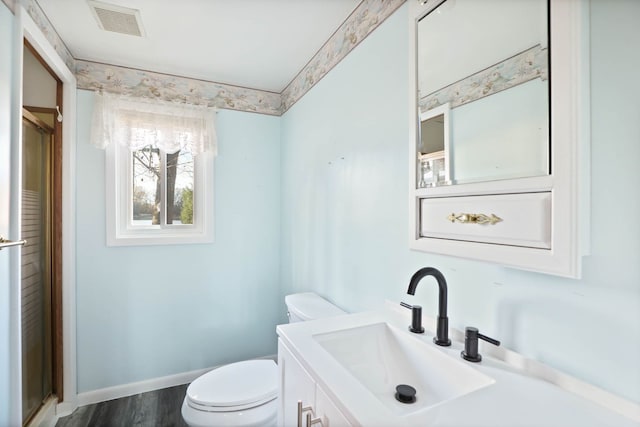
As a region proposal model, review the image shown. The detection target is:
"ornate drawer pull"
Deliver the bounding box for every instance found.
[447,213,503,225]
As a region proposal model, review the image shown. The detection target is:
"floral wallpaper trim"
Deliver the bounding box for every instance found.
[75,60,283,116]
[2,0,16,13]
[419,45,548,113]
[25,0,405,116]
[280,0,406,113]
[23,0,76,72]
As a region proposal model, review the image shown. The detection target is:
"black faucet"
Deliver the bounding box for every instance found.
[407,267,451,346]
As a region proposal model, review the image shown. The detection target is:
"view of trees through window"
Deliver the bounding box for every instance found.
[132,145,194,225]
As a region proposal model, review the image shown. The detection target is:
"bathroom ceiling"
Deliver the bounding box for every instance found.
[35,0,361,93]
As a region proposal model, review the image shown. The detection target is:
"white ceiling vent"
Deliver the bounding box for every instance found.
[88,1,145,37]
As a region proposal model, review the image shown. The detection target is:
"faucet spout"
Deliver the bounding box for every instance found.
[407,267,451,346]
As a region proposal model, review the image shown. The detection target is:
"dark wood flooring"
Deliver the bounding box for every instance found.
[56,384,189,427]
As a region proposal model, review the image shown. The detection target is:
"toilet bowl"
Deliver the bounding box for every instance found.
[182,292,345,427]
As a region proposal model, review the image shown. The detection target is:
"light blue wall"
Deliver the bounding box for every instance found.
[75,90,281,392]
[0,1,15,423]
[280,1,640,403]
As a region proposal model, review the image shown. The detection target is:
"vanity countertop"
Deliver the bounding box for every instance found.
[276,303,640,427]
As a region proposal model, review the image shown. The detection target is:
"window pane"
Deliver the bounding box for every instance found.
[132,146,160,225]
[166,147,194,225]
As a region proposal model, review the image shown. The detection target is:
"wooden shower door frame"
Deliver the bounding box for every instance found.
[24,38,64,406]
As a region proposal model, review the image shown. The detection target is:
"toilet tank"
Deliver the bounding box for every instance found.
[285,292,345,323]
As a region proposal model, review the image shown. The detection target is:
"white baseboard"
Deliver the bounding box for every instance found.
[77,354,278,407]
[55,400,76,418]
[76,366,211,407]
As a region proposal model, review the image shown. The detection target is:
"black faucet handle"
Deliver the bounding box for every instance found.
[461,327,500,363]
[400,302,425,334]
[478,331,500,347]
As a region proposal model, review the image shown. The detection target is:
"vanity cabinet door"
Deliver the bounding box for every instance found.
[278,338,353,427]
[278,339,316,427]
[315,386,353,427]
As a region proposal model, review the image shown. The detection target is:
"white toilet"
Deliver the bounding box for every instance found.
[181,292,345,427]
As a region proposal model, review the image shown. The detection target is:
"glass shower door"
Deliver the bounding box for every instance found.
[21,116,53,424]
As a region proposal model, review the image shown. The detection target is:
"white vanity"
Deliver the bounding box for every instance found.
[276,304,639,427]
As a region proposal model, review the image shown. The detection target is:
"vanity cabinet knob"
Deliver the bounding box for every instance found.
[461,326,500,362]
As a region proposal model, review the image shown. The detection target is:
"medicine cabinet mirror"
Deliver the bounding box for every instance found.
[416,0,549,187]
[408,0,590,278]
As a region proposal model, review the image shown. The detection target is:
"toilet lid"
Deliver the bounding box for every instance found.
[187,360,277,409]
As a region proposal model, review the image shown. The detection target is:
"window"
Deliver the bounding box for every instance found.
[93,93,216,246]
[131,144,194,226]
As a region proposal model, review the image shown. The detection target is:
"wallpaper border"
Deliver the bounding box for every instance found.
[75,60,283,116]
[419,45,548,114]
[280,0,406,113]
[25,0,407,116]
[23,0,75,72]
[2,0,15,13]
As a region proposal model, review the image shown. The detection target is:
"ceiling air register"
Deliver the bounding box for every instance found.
[88,0,146,37]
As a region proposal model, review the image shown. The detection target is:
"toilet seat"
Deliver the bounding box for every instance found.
[186,359,277,413]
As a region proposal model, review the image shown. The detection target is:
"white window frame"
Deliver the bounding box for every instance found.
[105,141,214,246]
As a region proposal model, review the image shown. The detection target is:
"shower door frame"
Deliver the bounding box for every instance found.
[20,107,56,425]
[23,55,64,403]
[22,101,64,406]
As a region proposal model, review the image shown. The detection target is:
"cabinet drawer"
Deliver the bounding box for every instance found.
[418,192,551,249]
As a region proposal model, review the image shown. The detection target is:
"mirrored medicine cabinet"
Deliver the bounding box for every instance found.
[408,0,590,278]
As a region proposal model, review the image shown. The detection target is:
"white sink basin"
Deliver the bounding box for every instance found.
[314,322,494,414]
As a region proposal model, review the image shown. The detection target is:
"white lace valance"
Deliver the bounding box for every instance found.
[91,92,217,156]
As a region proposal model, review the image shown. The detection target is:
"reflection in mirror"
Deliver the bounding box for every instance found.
[417,0,549,185]
[418,103,450,188]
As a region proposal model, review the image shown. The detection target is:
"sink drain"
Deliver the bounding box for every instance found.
[395,384,416,404]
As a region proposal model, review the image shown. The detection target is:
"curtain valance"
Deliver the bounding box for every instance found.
[90,92,217,156]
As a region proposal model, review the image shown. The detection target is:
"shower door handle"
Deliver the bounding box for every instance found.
[0,236,27,250]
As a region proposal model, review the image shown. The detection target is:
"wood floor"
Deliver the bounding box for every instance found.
[55,384,189,427]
